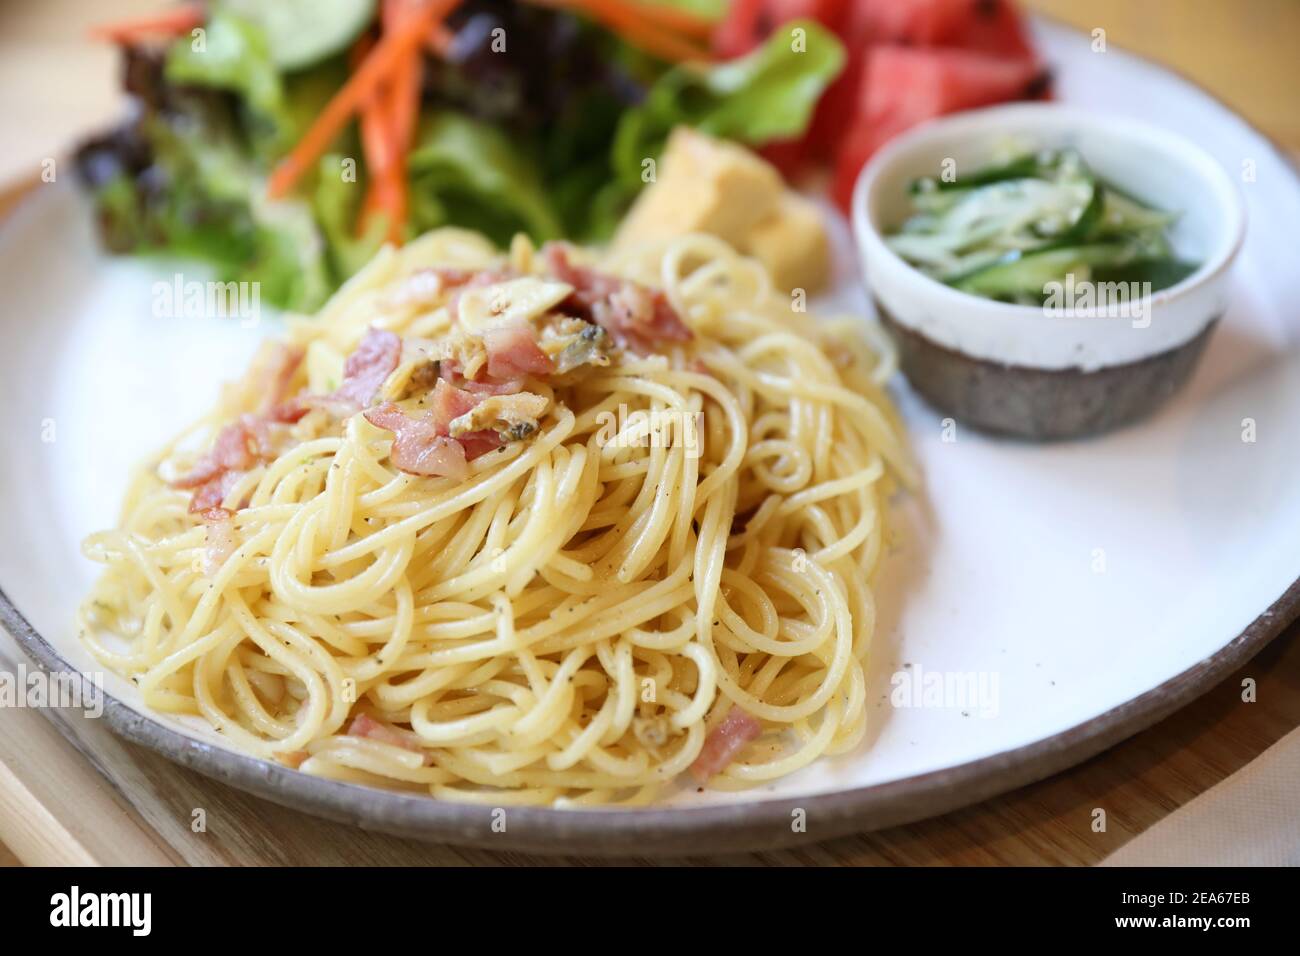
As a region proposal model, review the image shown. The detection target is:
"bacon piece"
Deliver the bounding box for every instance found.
[188,469,246,514]
[440,361,524,397]
[259,344,305,414]
[366,383,503,470]
[238,413,277,459]
[457,430,503,461]
[689,707,762,782]
[429,378,479,432]
[542,243,692,353]
[266,399,310,424]
[333,327,402,410]
[347,713,422,752]
[484,325,554,378]
[171,346,308,513]
[199,506,237,575]
[173,421,260,489]
[175,410,297,512]
[364,402,470,479]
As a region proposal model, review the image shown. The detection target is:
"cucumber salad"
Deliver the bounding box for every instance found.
[885,148,1198,305]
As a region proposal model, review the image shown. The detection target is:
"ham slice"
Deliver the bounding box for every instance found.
[456,430,503,460]
[173,420,259,490]
[175,413,296,513]
[259,343,304,413]
[689,707,762,782]
[188,469,246,514]
[266,400,310,424]
[425,381,514,460]
[364,402,470,479]
[543,243,692,354]
[173,346,308,513]
[332,327,403,411]
[429,378,478,431]
[484,325,554,378]
[440,360,524,397]
[347,713,422,752]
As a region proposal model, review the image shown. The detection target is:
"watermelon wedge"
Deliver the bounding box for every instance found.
[713,0,851,58]
[831,45,1050,210]
[862,0,1035,57]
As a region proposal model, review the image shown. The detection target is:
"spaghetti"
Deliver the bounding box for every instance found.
[79,229,913,806]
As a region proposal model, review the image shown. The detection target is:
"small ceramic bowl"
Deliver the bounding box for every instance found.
[852,103,1247,440]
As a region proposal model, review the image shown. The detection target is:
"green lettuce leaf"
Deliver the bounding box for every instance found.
[134,107,334,312]
[313,153,386,279]
[164,10,285,132]
[612,19,845,189]
[407,112,563,247]
[221,0,377,71]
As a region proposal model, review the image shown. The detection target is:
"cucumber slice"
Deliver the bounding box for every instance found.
[888,149,1196,300]
[1043,181,1104,244]
[951,242,1144,301]
[908,188,969,217]
[1097,190,1178,236]
[1092,257,1200,289]
[909,152,1043,194]
[926,178,1093,251]
[221,0,377,70]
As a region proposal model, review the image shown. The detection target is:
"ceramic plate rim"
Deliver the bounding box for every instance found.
[2,16,1298,856]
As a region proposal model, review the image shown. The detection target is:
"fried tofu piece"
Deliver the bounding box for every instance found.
[615,126,831,293]
[745,193,832,293]
[614,127,783,249]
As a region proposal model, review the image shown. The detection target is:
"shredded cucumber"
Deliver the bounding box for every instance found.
[886,149,1197,304]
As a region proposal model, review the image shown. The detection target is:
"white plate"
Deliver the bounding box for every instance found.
[2,18,1298,853]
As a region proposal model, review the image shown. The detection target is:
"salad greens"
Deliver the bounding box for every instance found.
[406,111,564,244]
[220,0,378,70]
[163,10,285,134]
[886,149,1199,305]
[611,20,845,189]
[76,1,844,313]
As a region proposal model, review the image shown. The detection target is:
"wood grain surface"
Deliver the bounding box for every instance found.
[1,0,1298,866]
[1028,0,1300,151]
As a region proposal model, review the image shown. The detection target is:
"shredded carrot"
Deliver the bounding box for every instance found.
[356,0,428,244]
[529,0,710,63]
[426,23,456,57]
[384,0,426,157]
[352,35,398,238]
[89,3,206,44]
[615,1,716,39]
[267,0,458,200]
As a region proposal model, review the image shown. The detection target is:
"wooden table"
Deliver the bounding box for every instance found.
[2,0,1299,866]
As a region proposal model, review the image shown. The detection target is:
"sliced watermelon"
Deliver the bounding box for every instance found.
[759,137,815,180]
[862,0,1034,57]
[805,51,868,161]
[712,0,767,59]
[713,0,851,59]
[713,0,853,175]
[830,45,1049,210]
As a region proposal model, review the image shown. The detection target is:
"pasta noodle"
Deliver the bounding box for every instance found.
[79,229,913,806]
